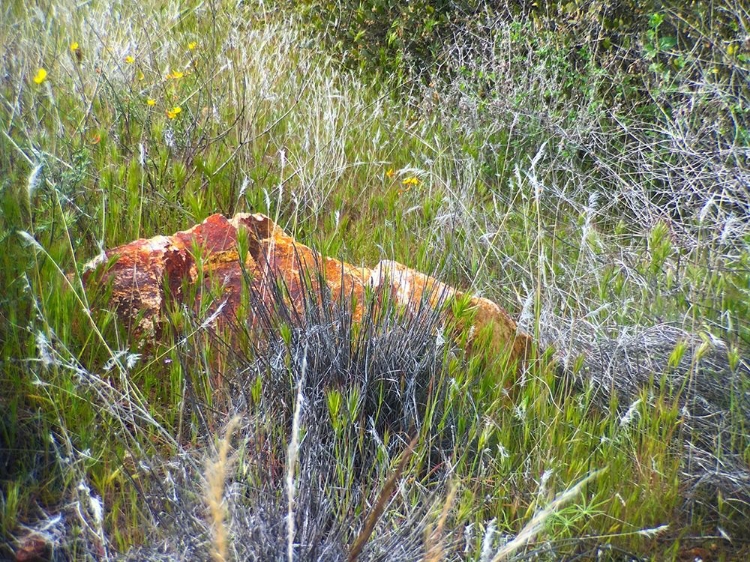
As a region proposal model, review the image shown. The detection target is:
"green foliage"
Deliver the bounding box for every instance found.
[297,0,453,79]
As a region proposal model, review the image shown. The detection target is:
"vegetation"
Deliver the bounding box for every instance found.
[1,0,748,559]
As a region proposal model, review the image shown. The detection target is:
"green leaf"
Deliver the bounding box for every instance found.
[659,36,676,50]
[649,13,664,30]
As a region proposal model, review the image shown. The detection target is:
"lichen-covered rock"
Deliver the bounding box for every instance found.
[84,213,529,364]
[370,260,530,364]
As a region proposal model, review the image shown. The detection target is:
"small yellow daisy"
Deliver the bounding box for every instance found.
[188,41,198,51]
[125,55,135,64]
[166,106,182,119]
[33,68,48,84]
[147,98,156,106]
[70,42,80,52]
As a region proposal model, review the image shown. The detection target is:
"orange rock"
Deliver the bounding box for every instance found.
[370,261,530,366]
[14,534,51,562]
[244,213,370,322]
[84,214,529,366]
[85,213,252,337]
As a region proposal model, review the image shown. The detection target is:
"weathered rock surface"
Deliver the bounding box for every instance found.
[84,213,530,364]
[371,260,530,364]
[13,534,51,562]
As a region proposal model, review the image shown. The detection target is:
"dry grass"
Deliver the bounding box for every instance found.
[205,416,240,562]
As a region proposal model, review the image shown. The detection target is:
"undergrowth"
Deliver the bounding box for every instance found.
[1,0,748,560]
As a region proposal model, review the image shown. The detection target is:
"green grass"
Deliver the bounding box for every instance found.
[1,0,749,560]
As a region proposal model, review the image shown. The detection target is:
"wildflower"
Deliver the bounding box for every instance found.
[168,70,184,79]
[146,98,156,106]
[33,68,48,84]
[386,168,395,179]
[166,106,182,119]
[137,71,145,81]
[188,41,198,51]
[70,41,83,63]
[125,55,135,64]
[399,176,420,195]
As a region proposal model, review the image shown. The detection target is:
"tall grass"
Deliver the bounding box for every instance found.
[1,0,748,560]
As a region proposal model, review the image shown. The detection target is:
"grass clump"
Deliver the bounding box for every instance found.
[1,0,749,560]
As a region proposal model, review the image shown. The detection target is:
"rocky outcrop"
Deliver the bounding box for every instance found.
[371,261,530,364]
[84,213,530,365]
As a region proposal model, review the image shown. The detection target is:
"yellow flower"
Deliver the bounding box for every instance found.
[147,98,156,106]
[33,68,48,84]
[168,70,184,79]
[125,55,135,64]
[137,70,145,81]
[166,106,182,119]
[386,168,395,179]
[188,41,198,51]
[70,42,83,63]
[402,176,420,186]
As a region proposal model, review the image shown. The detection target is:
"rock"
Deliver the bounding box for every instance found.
[371,260,531,364]
[84,213,529,365]
[14,534,51,562]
